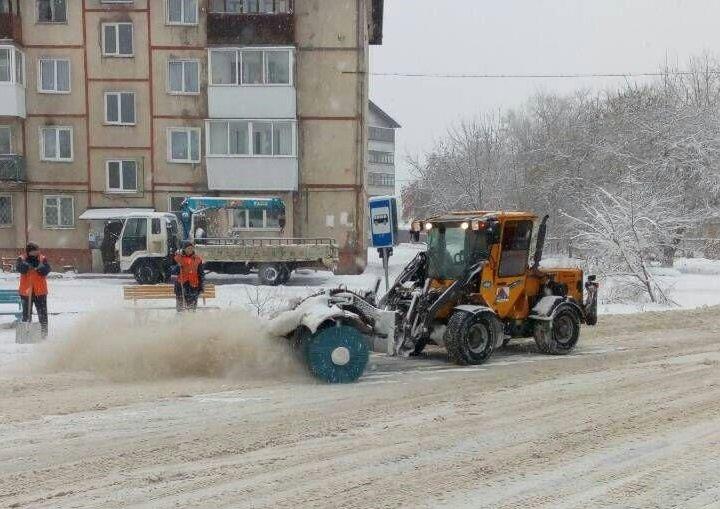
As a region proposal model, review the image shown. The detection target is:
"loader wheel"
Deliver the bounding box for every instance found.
[258,263,282,286]
[533,305,580,355]
[444,311,498,366]
[305,325,369,383]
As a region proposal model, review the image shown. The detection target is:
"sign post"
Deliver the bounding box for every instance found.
[368,196,399,291]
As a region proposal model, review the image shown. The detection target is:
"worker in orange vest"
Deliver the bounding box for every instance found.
[17,242,51,337]
[171,240,205,311]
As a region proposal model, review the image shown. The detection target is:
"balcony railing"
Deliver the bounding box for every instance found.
[0,12,21,43]
[208,1,294,45]
[0,155,25,182]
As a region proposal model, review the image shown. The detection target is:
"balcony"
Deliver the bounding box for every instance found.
[207,1,294,46]
[0,12,21,43]
[0,45,25,117]
[206,157,298,191]
[209,87,295,119]
[0,155,26,182]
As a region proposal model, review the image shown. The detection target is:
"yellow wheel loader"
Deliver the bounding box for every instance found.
[379,211,598,364]
[273,211,599,383]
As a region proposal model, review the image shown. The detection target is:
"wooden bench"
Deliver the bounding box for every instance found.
[122,284,217,310]
[0,289,22,321]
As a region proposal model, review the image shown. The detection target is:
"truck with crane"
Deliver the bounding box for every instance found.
[116,197,339,285]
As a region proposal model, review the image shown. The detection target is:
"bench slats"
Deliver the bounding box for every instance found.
[123,284,216,302]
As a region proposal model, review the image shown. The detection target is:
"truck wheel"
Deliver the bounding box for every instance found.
[258,263,282,286]
[305,325,369,383]
[534,305,580,355]
[134,261,160,285]
[444,311,498,365]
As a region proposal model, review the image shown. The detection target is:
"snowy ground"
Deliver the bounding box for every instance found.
[2,246,720,507]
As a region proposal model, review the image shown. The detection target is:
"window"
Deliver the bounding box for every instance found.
[369,173,395,187]
[168,59,199,94]
[43,195,74,228]
[169,196,186,212]
[209,0,293,13]
[0,126,11,154]
[369,126,395,143]
[369,151,394,165]
[106,160,138,193]
[168,128,200,163]
[39,58,70,93]
[102,23,133,57]
[207,120,294,157]
[101,0,134,3]
[40,126,73,162]
[231,208,282,230]
[105,92,136,125]
[209,48,293,86]
[0,47,22,84]
[167,0,198,25]
[498,220,534,277]
[37,0,67,23]
[121,217,147,256]
[0,195,11,226]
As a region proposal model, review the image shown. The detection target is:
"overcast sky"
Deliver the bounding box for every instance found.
[370,0,720,187]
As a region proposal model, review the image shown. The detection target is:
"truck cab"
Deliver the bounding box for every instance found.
[117,212,182,284]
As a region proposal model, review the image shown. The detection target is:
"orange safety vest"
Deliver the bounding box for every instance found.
[18,254,49,297]
[174,253,203,288]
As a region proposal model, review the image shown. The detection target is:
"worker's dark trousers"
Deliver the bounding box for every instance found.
[175,283,199,312]
[21,294,49,337]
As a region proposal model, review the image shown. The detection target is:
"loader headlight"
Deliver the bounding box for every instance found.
[424,222,433,231]
[461,221,470,230]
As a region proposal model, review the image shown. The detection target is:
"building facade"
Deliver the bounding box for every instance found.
[0,0,384,274]
[366,100,399,197]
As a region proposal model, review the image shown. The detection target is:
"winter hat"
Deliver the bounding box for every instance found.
[180,240,194,250]
[26,242,39,254]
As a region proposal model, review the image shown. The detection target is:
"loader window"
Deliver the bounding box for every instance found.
[427,225,488,280]
[498,220,533,277]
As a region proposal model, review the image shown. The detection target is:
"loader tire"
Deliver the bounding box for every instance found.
[444,311,498,366]
[305,325,369,383]
[534,305,580,355]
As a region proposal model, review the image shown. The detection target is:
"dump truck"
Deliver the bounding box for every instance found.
[117,197,338,285]
[281,211,598,383]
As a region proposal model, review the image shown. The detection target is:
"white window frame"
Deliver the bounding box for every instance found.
[205,119,296,158]
[167,127,201,163]
[43,195,75,229]
[104,91,136,126]
[229,208,281,231]
[106,159,139,194]
[0,46,25,86]
[101,0,133,3]
[37,57,71,94]
[0,194,12,227]
[167,59,200,95]
[167,0,199,26]
[208,47,294,87]
[39,126,73,162]
[36,0,68,24]
[102,22,134,57]
[0,126,12,154]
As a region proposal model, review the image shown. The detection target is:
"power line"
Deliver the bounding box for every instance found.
[345,70,717,79]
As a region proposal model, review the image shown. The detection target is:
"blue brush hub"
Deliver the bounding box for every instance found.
[305,325,369,383]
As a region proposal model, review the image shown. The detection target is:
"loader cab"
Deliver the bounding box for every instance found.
[423,219,495,280]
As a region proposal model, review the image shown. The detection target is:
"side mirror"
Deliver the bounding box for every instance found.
[487,225,501,245]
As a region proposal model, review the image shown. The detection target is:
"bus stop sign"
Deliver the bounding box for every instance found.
[369,196,398,249]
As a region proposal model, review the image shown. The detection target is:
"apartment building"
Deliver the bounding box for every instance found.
[0,0,384,274]
[366,100,399,197]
